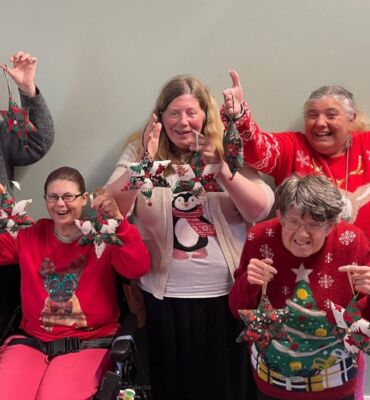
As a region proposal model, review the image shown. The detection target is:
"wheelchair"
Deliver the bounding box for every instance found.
[0,272,151,400]
[94,312,152,400]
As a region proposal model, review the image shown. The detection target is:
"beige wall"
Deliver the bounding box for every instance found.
[2,0,370,219]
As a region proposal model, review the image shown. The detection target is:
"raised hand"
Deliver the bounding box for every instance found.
[1,51,37,97]
[247,258,277,286]
[223,69,244,117]
[189,130,221,164]
[141,113,162,160]
[92,189,123,220]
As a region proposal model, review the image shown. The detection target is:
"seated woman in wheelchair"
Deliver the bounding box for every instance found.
[0,166,150,400]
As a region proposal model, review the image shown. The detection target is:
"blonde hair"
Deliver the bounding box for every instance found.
[153,75,224,164]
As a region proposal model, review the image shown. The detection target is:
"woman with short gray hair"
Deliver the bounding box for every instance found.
[275,174,344,223]
[230,174,370,400]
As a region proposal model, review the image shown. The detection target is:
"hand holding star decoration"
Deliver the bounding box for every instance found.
[0,70,36,147]
[0,187,33,237]
[75,209,123,259]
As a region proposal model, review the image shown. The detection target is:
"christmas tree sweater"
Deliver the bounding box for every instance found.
[229,218,370,400]
[221,104,370,239]
[0,218,150,342]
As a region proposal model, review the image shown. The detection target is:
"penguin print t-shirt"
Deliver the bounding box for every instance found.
[165,175,235,298]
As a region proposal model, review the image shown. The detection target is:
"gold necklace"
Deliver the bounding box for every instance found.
[323,135,352,221]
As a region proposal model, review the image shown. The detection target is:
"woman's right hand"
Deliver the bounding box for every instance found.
[141,113,162,159]
[0,184,6,194]
[247,258,277,286]
[223,69,244,117]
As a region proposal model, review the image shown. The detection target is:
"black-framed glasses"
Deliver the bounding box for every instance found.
[44,193,83,203]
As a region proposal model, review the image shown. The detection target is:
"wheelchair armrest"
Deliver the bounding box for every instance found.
[109,313,137,363]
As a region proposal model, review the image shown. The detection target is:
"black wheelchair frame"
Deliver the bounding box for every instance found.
[0,275,151,400]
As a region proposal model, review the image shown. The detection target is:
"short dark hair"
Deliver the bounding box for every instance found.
[44,166,86,194]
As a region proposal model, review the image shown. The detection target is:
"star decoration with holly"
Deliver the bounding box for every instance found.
[0,189,33,237]
[122,159,171,206]
[75,209,123,259]
[0,97,36,147]
[330,296,370,359]
[172,152,223,201]
[223,115,243,179]
[237,294,288,348]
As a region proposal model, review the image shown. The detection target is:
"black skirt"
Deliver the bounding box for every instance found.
[142,290,256,400]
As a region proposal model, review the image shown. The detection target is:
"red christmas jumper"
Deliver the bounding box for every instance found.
[221,104,370,239]
[229,218,370,400]
[0,218,150,342]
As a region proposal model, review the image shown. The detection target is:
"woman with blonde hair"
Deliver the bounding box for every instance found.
[106,74,275,400]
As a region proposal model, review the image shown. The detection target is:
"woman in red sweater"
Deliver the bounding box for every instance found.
[229,174,370,400]
[222,70,370,239]
[223,71,370,399]
[0,166,150,400]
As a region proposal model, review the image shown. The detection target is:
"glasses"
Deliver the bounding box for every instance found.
[44,193,83,203]
[281,217,327,233]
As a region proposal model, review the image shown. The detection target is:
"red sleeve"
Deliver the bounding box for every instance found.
[0,232,19,265]
[110,218,150,280]
[229,231,262,319]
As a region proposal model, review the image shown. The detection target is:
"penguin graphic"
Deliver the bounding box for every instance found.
[172,192,215,260]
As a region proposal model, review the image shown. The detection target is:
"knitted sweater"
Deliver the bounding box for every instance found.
[0,88,54,189]
[221,103,370,239]
[229,218,370,400]
[0,218,150,342]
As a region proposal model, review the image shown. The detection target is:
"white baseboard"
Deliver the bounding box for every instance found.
[364,396,370,400]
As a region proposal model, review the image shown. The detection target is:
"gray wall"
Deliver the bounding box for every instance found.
[1,0,370,393]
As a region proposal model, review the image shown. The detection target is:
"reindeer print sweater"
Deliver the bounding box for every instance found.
[221,103,370,239]
[0,218,150,341]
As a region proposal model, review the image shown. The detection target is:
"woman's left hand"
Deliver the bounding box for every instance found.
[188,130,221,164]
[339,265,370,295]
[92,189,123,220]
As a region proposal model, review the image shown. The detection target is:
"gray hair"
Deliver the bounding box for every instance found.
[304,85,356,120]
[275,174,344,223]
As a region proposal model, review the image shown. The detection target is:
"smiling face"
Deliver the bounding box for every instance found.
[45,179,88,234]
[304,96,355,157]
[277,207,332,258]
[162,94,205,151]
